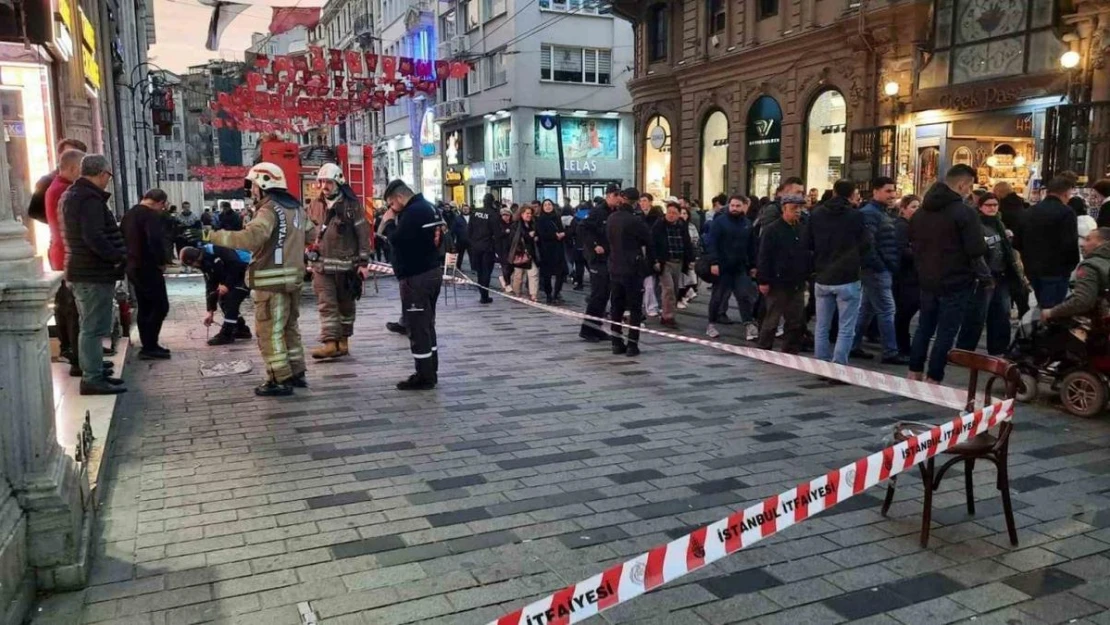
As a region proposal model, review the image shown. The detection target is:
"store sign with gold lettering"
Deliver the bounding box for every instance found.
[913,75,1063,113]
[78,7,100,90]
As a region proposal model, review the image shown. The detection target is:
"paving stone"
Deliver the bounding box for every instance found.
[947,582,1032,613]
[1003,567,1086,598]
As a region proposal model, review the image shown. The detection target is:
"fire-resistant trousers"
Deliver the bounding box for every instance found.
[399,267,441,380]
[254,290,305,383]
[313,271,357,342]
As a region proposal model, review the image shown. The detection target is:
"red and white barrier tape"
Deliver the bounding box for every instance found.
[488,398,1014,625]
[383,263,967,412]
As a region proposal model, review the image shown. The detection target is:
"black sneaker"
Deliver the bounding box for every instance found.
[80,381,126,395]
[881,354,910,365]
[207,332,235,346]
[289,373,308,388]
[153,345,171,354]
[139,349,171,360]
[612,343,627,355]
[579,332,602,343]
[849,349,874,360]
[572,283,584,291]
[626,345,641,357]
[480,297,493,304]
[70,363,114,378]
[234,324,253,339]
[717,315,734,325]
[105,376,125,385]
[386,322,408,336]
[254,380,294,396]
[396,374,436,391]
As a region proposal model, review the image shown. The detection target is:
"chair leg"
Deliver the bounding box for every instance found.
[919,459,935,548]
[965,458,976,515]
[881,476,897,516]
[997,454,1019,546]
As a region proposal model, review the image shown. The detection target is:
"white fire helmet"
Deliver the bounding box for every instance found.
[244,162,288,191]
[316,162,345,184]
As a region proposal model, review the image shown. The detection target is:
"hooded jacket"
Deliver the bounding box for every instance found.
[61,177,126,284]
[1015,195,1080,279]
[803,195,870,286]
[859,199,900,274]
[1049,241,1110,319]
[707,210,756,273]
[210,189,308,292]
[909,183,988,293]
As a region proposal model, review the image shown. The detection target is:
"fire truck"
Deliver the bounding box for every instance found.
[259,139,375,209]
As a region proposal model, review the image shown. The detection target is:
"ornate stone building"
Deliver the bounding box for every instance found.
[612,0,1110,202]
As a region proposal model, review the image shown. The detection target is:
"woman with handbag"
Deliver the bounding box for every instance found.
[493,207,515,292]
[509,205,541,301]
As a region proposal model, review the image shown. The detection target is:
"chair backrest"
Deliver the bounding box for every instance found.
[947,349,1019,451]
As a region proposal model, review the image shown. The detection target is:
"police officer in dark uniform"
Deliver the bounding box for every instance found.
[578,184,622,341]
[469,193,499,303]
[179,244,253,345]
[384,180,444,390]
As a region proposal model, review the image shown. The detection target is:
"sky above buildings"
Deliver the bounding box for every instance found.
[149,0,323,73]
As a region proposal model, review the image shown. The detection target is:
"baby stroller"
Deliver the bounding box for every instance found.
[1006,315,1110,418]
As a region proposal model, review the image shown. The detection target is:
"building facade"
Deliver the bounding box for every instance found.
[243,27,310,164]
[612,0,1110,203]
[152,70,188,182]
[182,60,246,169]
[434,0,635,206]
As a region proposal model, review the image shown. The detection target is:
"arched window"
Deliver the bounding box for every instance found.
[701,110,729,199]
[804,90,847,197]
[643,115,672,199]
[647,4,668,62]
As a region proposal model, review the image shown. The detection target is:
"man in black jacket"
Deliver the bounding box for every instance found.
[578,186,620,342]
[651,199,694,329]
[385,180,444,390]
[1014,172,1080,309]
[121,188,172,359]
[180,245,252,345]
[804,179,871,368]
[850,177,906,364]
[469,194,499,303]
[62,154,127,395]
[607,188,654,356]
[908,164,988,383]
[706,195,758,340]
[757,194,809,353]
[26,138,87,224]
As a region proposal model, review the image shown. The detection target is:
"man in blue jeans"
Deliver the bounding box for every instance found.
[60,154,128,395]
[804,179,871,372]
[1013,172,1079,309]
[908,164,989,383]
[851,177,908,364]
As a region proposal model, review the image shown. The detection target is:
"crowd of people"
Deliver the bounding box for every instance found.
[28,131,1110,399]
[434,168,1110,387]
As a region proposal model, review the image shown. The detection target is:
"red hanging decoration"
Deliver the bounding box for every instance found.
[381,56,397,81]
[345,50,363,76]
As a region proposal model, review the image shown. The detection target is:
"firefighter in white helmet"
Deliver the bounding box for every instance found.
[210,162,311,396]
[308,162,372,359]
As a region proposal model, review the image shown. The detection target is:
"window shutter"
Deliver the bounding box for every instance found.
[584,49,597,82]
[540,45,551,79]
[598,49,611,83]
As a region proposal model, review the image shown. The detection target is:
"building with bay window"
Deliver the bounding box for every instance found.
[611,0,1110,203]
[433,0,635,205]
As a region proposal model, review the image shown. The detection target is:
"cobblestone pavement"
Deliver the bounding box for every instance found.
[31,272,1110,625]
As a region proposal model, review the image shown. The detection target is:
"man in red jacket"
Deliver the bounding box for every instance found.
[46,149,90,374]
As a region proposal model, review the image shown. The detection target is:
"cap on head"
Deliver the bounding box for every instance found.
[316,162,345,184]
[620,187,640,204]
[383,179,411,200]
[245,162,287,191]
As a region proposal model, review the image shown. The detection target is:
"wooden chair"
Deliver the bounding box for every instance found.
[880,349,1021,547]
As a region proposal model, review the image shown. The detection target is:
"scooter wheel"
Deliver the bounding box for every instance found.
[1059,370,1108,418]
[1015,372,1039,403]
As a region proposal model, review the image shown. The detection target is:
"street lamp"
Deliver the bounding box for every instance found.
[883,81,900,97]
[1060,50,1081,69]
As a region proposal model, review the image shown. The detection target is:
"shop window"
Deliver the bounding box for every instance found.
[922,0,1064,88]
[707,0,725,35]
[647,4,668,62]
[804,90,846,197]
[541,46,612,84]
[644,115,672,200]
[700,110,729,199]
[758,0,778,20]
